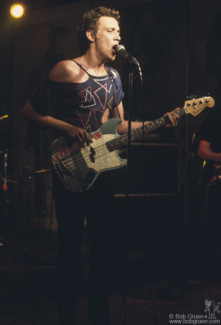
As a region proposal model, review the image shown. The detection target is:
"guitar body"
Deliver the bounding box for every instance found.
[50,96,214,193]
[50,118,126,193]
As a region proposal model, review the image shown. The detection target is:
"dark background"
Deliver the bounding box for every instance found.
[0,0,221,231]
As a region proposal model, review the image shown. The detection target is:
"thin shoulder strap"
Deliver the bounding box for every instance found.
[72,59,90,76]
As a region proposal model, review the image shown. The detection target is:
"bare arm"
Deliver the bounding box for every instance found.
[22,60,92,145]
[198,139,221,162]
[109,101,180,135]
[22,100,92,145]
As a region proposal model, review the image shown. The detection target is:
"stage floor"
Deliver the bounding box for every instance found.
[0,229,221,325]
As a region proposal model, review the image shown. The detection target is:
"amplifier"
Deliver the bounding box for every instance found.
[112,142,180,196]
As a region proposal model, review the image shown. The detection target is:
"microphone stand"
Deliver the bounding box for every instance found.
[126,65,133,201]
[121,63,133,325]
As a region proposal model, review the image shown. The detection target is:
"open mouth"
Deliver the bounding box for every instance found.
[112,46,117,55]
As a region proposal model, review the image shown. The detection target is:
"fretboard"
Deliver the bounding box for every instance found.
[106,107,186,152]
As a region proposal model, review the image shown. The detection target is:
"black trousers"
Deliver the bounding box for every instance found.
[53,173,115,325]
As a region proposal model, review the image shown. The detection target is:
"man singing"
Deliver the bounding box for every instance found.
[23,7,179,325]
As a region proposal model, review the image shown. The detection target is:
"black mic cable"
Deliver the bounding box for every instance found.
[114,45,142,81]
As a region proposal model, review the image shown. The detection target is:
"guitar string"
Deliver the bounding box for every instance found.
[85,104,204,166]
[58,125,141,167]
[58,104,206,172]
[59,104,205,170]
[61,106,177,166]
[60,125,150,168]
[60,111,169,166]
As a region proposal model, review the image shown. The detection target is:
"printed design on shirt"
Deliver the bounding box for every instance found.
[93,77,113,94]
[93,77,112,111]
[73,71,117,130]
[107,96,114,110]
[76,109,92,129]
[79,86,96,108]
[86,125,92,133]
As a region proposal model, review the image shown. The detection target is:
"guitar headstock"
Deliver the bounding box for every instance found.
[184,96,215,116]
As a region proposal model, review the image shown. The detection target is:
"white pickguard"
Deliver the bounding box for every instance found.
[81,134,125,173]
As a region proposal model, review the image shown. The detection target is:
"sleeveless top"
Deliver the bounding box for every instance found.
[29,60,124,136]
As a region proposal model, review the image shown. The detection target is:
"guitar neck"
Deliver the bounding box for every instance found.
[107,107,186,151]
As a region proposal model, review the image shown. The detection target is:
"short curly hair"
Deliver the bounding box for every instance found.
[77,7,120,54]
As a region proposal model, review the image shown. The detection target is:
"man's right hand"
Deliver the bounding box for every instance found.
[23,100,93,146]
[64,124,93,146]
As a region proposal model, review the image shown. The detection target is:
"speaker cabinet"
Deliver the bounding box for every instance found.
[112,143,180,196]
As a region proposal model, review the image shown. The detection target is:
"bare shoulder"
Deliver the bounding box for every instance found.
[49,60,86,83]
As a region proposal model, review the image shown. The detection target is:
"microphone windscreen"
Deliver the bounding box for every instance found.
[115,45,125,53]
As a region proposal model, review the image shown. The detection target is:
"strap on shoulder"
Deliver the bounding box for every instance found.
[72,59,90,76]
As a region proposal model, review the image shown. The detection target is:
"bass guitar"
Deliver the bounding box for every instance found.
[50,96,214,193]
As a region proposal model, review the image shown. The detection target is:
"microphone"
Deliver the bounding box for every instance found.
[115,45,140,67]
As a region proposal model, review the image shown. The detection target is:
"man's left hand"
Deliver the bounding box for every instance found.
[164,108,180,127]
